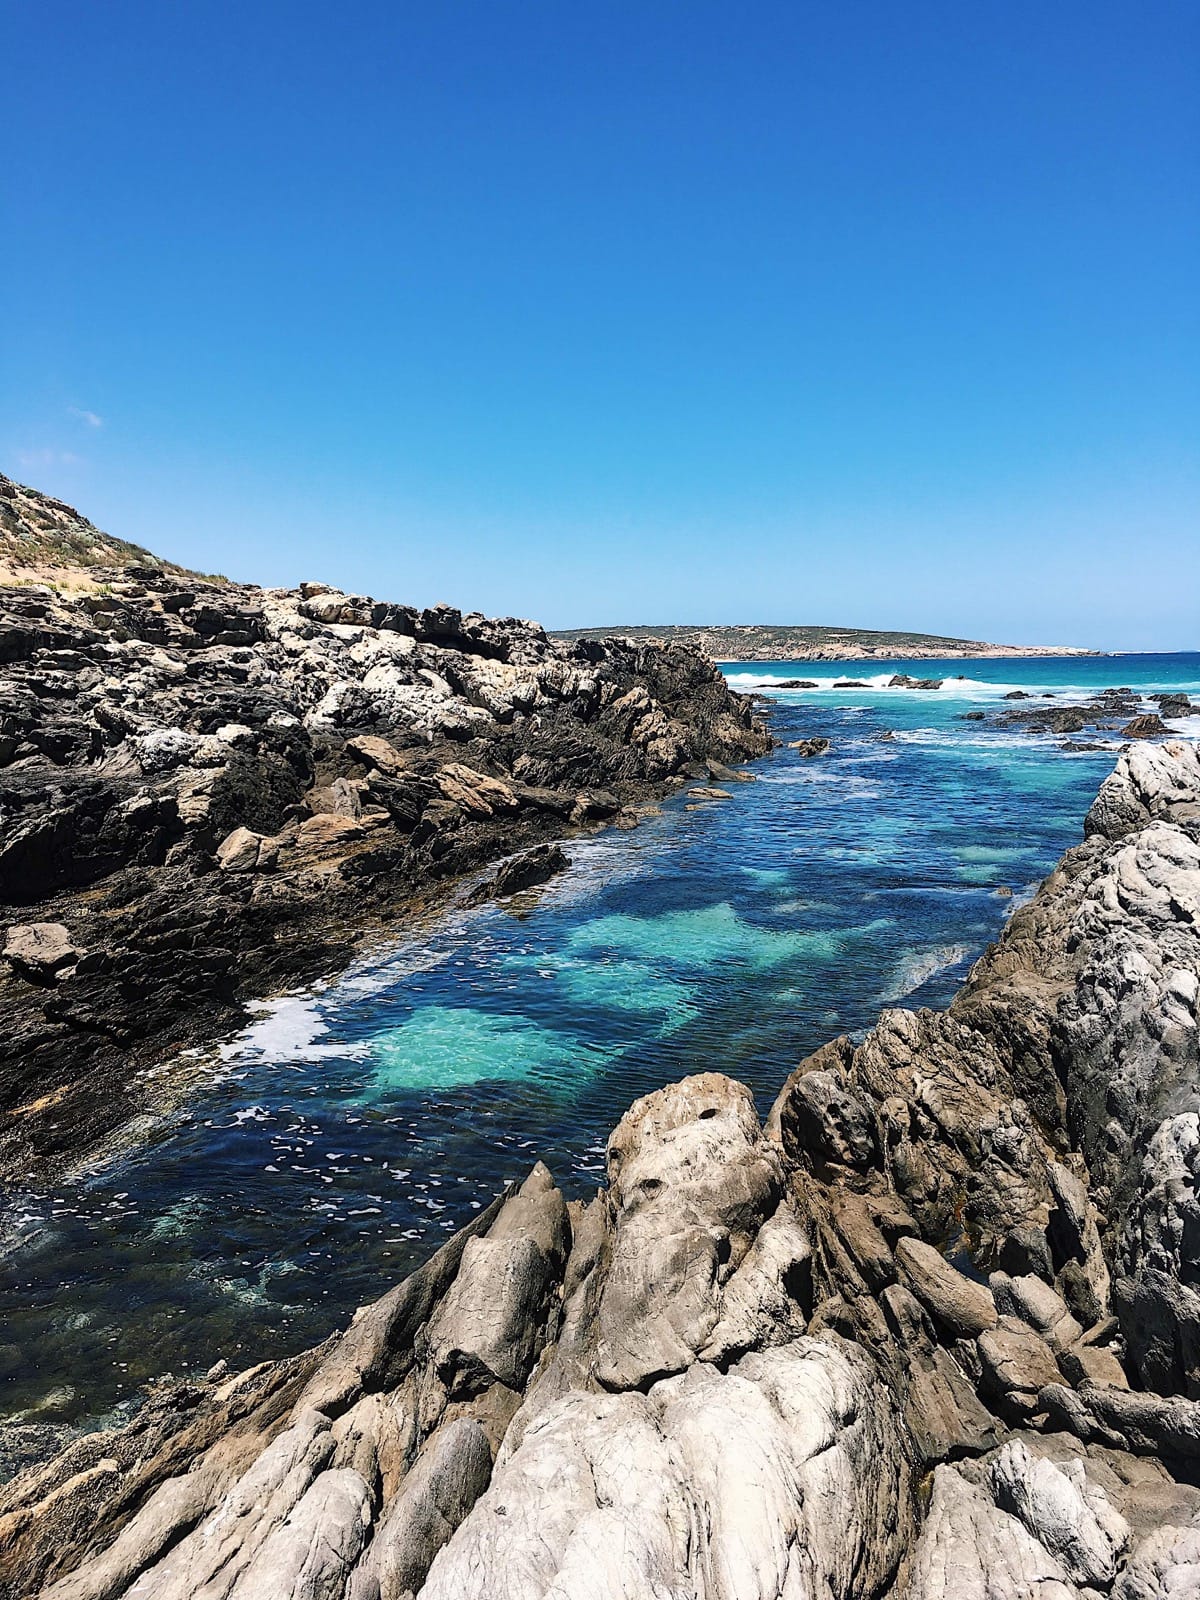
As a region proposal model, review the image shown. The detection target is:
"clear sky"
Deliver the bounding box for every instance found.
[4,2,1197,648]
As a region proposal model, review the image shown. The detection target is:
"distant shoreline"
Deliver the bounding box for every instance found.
[551,623,1103,661]
[708,645,1107,662]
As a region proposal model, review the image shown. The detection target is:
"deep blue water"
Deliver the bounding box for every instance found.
[3,653,1198,1432]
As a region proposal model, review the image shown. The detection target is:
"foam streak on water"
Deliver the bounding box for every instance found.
[3,651,1198,1434]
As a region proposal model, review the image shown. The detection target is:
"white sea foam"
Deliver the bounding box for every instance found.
[726,665,1200,702]
[220,996,367,1067]
[724,671,1037,699]
[888,727,1051,751]
[759,767,884,795]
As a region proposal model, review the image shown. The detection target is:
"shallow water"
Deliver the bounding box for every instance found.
[3,652,1198,1433]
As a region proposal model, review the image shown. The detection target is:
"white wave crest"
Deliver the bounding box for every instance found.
[724,671,1036,699]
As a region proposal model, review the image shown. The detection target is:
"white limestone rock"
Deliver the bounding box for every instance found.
[421,1337,911,1600]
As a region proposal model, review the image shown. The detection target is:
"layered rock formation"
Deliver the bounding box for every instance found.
[4,739,1198,1598]
[0,483,769,1183]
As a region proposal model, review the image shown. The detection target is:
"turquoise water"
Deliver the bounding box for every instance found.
[2,653,1197,1434]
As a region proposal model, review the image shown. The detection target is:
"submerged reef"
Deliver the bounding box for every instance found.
[4,740,1200,1598]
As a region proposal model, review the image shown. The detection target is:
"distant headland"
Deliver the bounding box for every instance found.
[551,622,1102,660]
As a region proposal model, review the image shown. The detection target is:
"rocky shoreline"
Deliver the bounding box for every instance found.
[0,544,769,1188]
[3,739,1198,1598]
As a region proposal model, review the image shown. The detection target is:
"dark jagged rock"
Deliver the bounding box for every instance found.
[5,740,1200,1598]
[888,673,943,690]
[787,736,831,757]
[995,687,1182,743]
[1155,693,1193,719]
[1008,705,1089,733]
[463,843,570,904]
[1121,713,1169,740]
[0,484,769,1186]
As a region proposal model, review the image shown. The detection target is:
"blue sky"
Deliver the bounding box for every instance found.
[4,2,1197,647]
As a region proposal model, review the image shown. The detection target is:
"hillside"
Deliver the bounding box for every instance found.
[0,474,213,590]
[552,622,1098,660]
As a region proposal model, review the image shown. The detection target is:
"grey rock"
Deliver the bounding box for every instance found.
[215,826,271,873]
[774,1063,879,1170]
[988,1439,1130,1586]
[348,1419,492,1600]
[421,1338,912,1600]
[896,1237,999,1339]
[978,1318,1062,1413]
[594,1073,781,1389]
[426,1168,566,1394]
[991,1272,1084,1350]
[1114,1520,1200,1598]
[906,1463,1076,1599]
[224,1467,373,1599]
[85,1408,338,1600]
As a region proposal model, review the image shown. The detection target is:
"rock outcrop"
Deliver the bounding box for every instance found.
[0,478,770,1184]
[4,739,1199,1598]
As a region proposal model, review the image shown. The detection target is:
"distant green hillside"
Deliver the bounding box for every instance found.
[550,623,1094,661]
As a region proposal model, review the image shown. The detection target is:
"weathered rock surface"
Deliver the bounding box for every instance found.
[0,478,769,1184]
[3,738,1200,1591]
